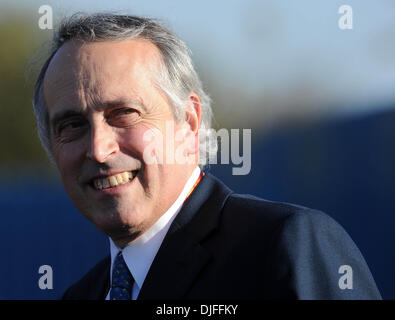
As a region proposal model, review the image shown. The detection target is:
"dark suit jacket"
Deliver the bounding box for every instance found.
[62,173,381,299]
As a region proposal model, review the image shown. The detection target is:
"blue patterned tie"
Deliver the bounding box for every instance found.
[110,251,134,300]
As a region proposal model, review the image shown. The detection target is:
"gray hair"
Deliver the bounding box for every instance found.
[33,12,217,166]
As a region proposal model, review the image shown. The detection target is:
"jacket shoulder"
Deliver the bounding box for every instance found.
[219,192,381,299]
[222,192,324,237]
[223,192,359,252]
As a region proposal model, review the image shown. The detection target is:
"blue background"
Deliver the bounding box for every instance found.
[1,107,393,299]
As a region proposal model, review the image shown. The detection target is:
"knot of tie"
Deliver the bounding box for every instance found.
[110,251,134,300]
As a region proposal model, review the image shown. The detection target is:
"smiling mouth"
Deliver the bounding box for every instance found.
[92,170,139,190]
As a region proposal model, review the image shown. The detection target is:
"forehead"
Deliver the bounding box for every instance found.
[43,38,162,114]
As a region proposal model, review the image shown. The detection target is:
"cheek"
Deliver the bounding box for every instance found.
[53,141,85,178]
[118,126,148,156]
[127,121,190,166]
[118,124,166,161]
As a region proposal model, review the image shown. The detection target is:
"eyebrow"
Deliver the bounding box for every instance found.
[100,99,146,112]
[49,98,146,130]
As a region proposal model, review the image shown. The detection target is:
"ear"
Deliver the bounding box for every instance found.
[182,93,201,157]
[184,92,201,135]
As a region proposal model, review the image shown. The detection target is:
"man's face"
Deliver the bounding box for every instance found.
[44,39,199,247]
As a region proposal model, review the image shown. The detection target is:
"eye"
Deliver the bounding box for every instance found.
[58,118,86,132]
[55,117,88,141]
[107,108,140,127]
[110,108,137,117]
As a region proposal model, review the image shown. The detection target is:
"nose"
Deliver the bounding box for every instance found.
[86,121,119,163]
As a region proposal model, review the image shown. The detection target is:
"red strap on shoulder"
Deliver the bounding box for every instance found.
[184,170,205,204]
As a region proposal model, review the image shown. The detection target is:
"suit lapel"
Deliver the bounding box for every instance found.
[137,173,233,299]
[92,256,111,300]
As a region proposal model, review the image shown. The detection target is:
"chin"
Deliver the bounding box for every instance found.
[96,208,146,236]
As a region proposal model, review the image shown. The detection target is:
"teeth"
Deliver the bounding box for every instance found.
[115,174,123,184]
[94,179,103,190]
[93,171,137,190]
[103,178,110,189]
[121,172,129,181]
[109,176,118,187]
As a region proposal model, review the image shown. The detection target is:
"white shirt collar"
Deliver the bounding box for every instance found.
[108,166,201,291]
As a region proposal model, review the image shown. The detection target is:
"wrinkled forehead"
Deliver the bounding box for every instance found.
[43,39,163,111]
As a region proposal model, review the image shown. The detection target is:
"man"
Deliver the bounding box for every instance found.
[33,13,381,299]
